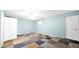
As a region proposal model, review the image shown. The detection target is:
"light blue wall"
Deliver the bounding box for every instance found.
[17,11,79,38]
[37,16,65,37]
[36,11,79,38]
[17,18,36,35]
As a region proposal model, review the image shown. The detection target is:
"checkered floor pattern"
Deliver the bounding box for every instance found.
[1,36,56,48]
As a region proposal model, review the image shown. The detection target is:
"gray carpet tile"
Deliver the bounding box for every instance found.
[14,40,33,48]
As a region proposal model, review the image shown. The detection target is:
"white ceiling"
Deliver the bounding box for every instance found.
[4,10,75,20]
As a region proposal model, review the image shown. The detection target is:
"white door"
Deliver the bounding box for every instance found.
[0,11,4,47]
[66,16,79,41]
[4,17,17,41]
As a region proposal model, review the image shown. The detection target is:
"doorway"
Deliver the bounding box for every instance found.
[66,15,79,41]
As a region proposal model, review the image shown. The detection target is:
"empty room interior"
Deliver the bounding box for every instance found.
[0,10,79,48]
